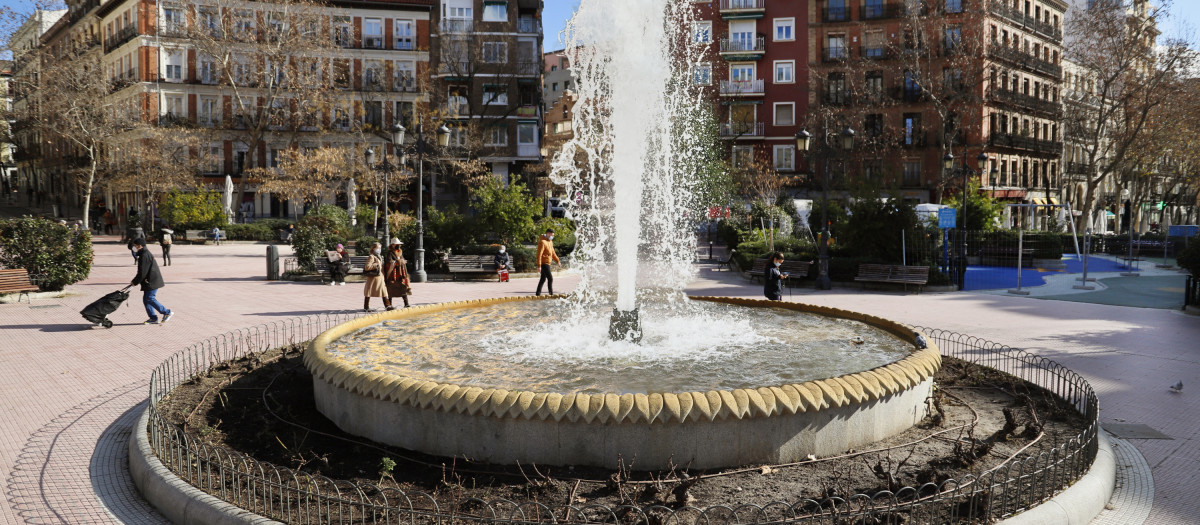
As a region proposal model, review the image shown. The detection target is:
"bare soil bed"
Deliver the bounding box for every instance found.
[159,344,1087,511]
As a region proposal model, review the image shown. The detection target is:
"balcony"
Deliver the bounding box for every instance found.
[891,86,928,103]
[719,79,764,96]
[989,132,1063,156]
[517,60,540,76]
[719,0,765,19]
[516,105,539,117]
[899,130,929,148]
[988,1,1062,41]
[363,36,384,49]
[821,47,849,62]
[441,19,474,33]
[104,25,139,53]
[822,6,850,22]
[719,36,766,58]
[862,2,905,19]
[393,75,417,92]
[517,17,540,34]
[988,88,1062,117]
[860,46,893,60]
[989,41,1063,79]
[719,122,764,138]
[1064,162,1094,176]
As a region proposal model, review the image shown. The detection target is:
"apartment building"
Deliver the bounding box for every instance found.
[691,0,809,176]
[9,9,66,206]
[430,0,543,190]
[542,50,572,112]
[14,0,435,221]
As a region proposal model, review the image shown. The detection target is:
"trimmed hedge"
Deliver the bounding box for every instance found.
[0,217,94,291]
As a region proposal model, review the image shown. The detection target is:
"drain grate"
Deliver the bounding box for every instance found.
[1104,422,1173,440]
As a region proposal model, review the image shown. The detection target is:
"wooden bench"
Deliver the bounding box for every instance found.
[184,230,207,244]
[0,269,41,303]
[445,255,499,280]
[313,255,370,283]
[855,264,930,292]
[746,258,769,281]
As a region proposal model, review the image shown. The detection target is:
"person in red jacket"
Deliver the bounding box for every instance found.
[534,229,560,296]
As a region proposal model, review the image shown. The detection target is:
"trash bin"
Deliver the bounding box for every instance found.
[266,245,280,280]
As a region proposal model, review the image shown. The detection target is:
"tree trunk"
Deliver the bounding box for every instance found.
[82,158,97,231]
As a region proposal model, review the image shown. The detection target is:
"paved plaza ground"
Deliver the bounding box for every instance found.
[1,207,1198,523]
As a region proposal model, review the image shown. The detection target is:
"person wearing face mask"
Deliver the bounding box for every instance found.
[535,229,560,296]
[494,245,511,282]
[764,251,788,301]
[362,242,393,311]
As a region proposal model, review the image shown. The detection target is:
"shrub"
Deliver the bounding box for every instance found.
[354,235,379,256]
[536,217,576,257]
[1178,240,1200,276]
[221,222,274,241]
[841,198,920,264]
[290,225,342,271]
[425,205,479,251]
[161,190,224,230]
[472,179,542,245]
[0,217,93,291]
[355,204,378,230]
[387,212,418,246]
[303,205,351,231]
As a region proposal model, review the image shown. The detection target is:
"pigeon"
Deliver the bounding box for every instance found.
[914,332,928,350]
[1169,381,1183,393]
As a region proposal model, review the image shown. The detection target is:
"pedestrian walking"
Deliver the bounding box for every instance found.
[361,242,393,311]
[494,246,511,282]
[326,244,351,285]
[764,251,787,301]
[535,229,560,296]
[160,228,173,266]
[129,238,174,325]
[384,238,411,308]
[211,226,221,245]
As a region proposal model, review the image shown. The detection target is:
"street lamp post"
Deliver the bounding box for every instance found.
[943,151,990,290]
[364,124,404,244]
[394,119,451,283]
[796,127,854,291]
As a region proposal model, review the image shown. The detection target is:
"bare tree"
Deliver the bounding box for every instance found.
[102,126,211,221]
[1063,0,1197,230]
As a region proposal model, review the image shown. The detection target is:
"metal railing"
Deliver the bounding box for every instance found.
[719,121,764,137]
[719,79,764,95]
[719,36,766,54]
[146,318,1100,524]
[719,0,765,11]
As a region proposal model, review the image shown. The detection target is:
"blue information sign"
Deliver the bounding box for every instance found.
[1167,225,1199,237]
[938,208,957,229]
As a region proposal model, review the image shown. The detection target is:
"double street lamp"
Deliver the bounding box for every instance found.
[363,123,405,245]
[391,119,450,283]
[943,150,992,289]
[795,126,855,290]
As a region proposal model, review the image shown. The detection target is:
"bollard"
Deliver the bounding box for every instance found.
[266,244,280,280]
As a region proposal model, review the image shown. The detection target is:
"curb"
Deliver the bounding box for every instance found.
[0,290,70,304]
[129,407,283,525]
[996,431,1115,525]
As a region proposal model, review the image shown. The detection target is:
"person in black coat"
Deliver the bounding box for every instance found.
[764,251,787,301]
[130,238,174,324]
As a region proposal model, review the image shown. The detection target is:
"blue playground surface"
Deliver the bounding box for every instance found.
[962,254,1136,291]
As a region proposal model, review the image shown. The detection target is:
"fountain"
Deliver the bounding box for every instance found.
[304,0,940,470]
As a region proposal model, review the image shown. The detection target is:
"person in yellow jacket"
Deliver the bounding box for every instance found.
[535,229,560,296]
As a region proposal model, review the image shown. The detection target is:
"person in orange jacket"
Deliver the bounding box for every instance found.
[535,229,560,296]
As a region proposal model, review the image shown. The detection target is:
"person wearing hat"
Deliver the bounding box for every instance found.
[493,246,511,282]
[130,237,174,324]
[362,242,393,311]
[327,243,351,286]
[160,228,173,266]
[384,238,411,308]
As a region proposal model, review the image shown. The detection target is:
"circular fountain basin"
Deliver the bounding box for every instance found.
[305,296,940,470]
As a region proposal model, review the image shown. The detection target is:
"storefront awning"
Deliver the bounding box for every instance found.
[1031,198,1045,205]
[1048,197,1059,205]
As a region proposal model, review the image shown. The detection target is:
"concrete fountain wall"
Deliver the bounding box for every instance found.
[305,296,941,470]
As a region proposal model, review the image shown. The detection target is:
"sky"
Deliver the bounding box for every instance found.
[542,0,581,53]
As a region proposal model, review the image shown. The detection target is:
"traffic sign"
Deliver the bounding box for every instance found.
[1167,225,1198,237]
[938,208,957,229]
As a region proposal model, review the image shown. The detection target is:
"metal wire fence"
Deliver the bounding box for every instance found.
[146,316,1099,524]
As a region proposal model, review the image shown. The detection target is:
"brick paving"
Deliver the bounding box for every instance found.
[0,217,1197,523]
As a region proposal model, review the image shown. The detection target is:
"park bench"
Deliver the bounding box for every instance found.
[445,255,499,280]
[747,258,812,286]
[313,255,370,283]
[0,269,41,303]
[715,249,737,271]
[855,264,930,292]
[184,230,207,244]
[979,246,1034,267]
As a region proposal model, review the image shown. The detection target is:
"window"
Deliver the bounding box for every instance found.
[903,161,922,186]
[482,42,507,63]
[486,125,508,146]
[946,0,963,13]
[394,61,415,91]
[205,144,222,173]
[268,148,281,168]
[552,82,559,91]
[826,72,846,105]
[266,11,284,38]
[826,0,847,21]
[692,63,712,85]
[943,25,961,52]
[773,102,794,126]
[943,67,963,91]
[482,2,508,22]
[732,145,753,169]
[447,86,469,116]
[484,85,508,105]
[364,60,383,87]
[333,16,352,47]
[164,94,184,117]
[903,113,922,145]
[199,7,219,35]
[864,161,882,182]
[199,97,218,126]
[395,101,414,129]
[364,18,383,48]
[333,106,351,130]
[774,145,795,171]
[161,6,183,32]
[730,63,755,82]
[903,70,921,100]
[692,21,712,44]
[395,20,415,50]
[864,114,883,137]
[364,101,382,128]
[234,9,255,35]
[865,71,883,103]
[517,122,537,145]
[728,20,756,52]
[163,49,183,81]
[773,18,794,41]
[826,34,847,60]
[864,30,885,58]
[864,0,885,19]
[774,61,794,83]
[730,104,756,135]
[333,59,351,89]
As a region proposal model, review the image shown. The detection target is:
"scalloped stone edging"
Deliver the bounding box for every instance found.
[305,296,941,469]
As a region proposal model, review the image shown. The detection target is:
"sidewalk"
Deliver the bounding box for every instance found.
[0,236,1197,524]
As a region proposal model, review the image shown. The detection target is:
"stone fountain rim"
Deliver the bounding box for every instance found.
[304,295,941,425]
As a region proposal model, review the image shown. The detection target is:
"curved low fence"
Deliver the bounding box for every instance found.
[146,316,1099,524]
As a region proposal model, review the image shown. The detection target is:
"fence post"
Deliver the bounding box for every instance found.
[1008,229,1030,295]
